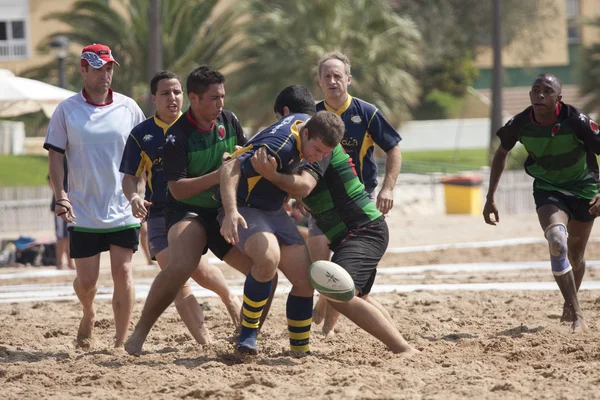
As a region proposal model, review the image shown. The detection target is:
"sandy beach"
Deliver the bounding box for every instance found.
[2,212,600,399]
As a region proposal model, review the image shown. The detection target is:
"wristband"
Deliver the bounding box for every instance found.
[130,194,141,204]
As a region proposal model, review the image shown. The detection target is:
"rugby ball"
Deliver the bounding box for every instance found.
[309,260,355,302]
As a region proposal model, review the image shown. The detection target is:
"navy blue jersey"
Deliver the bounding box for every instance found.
[316,95,401,191]
[230,113,326,211]
[120,114,180,218]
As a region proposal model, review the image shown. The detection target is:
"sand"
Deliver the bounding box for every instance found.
[2,213,600,399]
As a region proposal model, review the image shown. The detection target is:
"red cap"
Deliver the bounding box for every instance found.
[80,43,120,68]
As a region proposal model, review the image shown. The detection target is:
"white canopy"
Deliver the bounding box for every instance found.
[0,69,77,118]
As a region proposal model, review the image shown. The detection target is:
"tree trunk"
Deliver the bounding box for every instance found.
[489,0,503,165]
[146,0,163,116]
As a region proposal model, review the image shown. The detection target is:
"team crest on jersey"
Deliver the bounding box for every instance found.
[166,134,175,144]
[142,134,153,142]
[591,120,599,135]
[217,125,226,140]
[551,123,561,137]
[350,115,362,124]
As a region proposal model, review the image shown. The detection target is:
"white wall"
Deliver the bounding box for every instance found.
[398,118,512,151]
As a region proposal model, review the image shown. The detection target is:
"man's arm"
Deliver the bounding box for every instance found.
[377,144,402,214]
[250,148,317,198]
[483,145,510,225]
[167,171,221,200]
[49,149,75,222]
[122,173,151,220]
[219,159,247,244]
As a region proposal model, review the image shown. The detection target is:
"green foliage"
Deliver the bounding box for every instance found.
[0,155,49,187]
[21,0,238,105]
[227,0,422,128]
[413,90,457,120]
[422,52,479,98]
[402,148,488,169]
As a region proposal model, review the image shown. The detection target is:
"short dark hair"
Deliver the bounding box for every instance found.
[186,66,225,96]
[532,72,562,94]
[274,85,316,116]
[150,70,180,95]
[304,111,345,148]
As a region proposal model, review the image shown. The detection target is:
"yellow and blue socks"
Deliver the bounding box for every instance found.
[287,294,313,353]
[238,272,272,354]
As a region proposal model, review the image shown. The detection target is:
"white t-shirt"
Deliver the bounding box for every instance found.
[44,90,146,232]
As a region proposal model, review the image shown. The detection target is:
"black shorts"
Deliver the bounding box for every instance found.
[330,217,388,297]
[533,189,596,223]
[69,227,140,259]
[165,203,232,260]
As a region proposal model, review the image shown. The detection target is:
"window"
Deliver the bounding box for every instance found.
[566,0,581,44]
[0,22,7,41]
[0,20,29,61]
[11,21,24,39]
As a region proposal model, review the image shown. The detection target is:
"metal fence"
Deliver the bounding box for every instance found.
[0,169,537,234]
[0,187,53,235]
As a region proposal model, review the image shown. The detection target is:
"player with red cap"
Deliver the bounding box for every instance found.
[44,43,146,349]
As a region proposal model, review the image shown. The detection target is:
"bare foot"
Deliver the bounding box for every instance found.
[571,317,587,334]
[313,296,327,325]
[196,322,212,345]
[323,328,336,342]
[225,295,242,328]
[561,302,575,323]
[76,311,95,350]
[396,346,421,359]
[68,263,76,271]
[124,330,145,356]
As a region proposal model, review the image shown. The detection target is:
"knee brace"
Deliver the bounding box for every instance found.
[544,223,572,276]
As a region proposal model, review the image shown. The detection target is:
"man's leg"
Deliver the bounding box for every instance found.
[109,245,135,347]
[222,246,277,330]
[308,233,332,327]
[560,219,594,322]
[155,249,210,345]
[139,221,154,265]
[56,237,69,270]
[329,296,418,356]
[125,219,207,355]
[537,204,585,332]
[362,294,395,325]
[237,232,281,354]
[191,256,241,327]
[72,254,101,349]
[279,243,315,353]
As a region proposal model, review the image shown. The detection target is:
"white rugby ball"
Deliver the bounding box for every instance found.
[309,260,355,302]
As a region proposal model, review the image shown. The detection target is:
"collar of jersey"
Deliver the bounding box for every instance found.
[81,88,114,106]
[529,101,562,126]
[323,94,352,116]
[154,111,182,134]
[186,108,216,132]
[290,120,304,159]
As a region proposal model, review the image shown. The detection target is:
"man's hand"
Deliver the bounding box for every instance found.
[131,195,151,220]
[220,211,248,245]
[483,197,500,225]
[55,198,76,224]
[376,187,394,215]
[589,194,600,215]
[251,147,278,180]
[295,198,311,216]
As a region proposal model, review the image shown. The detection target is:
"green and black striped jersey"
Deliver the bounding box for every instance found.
[163,108,245,208]
[498,102,600,199]
[303,144,382,243]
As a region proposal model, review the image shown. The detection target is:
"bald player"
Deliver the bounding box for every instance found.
[484,72,600,333]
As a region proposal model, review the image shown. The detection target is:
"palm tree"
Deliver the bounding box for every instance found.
[22,0,240,110]
[227,0,422,130]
